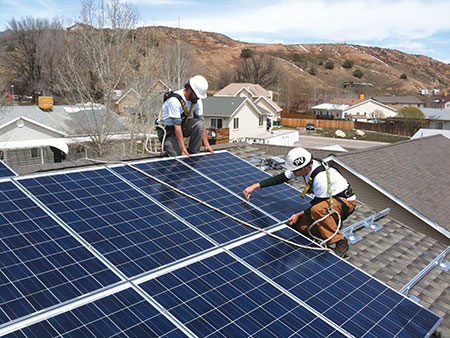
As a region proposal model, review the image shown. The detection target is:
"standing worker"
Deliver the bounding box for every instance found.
[243,147,356,257]
[156,75,214,157]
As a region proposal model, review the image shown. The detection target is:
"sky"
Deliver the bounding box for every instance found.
[1,0,450,64]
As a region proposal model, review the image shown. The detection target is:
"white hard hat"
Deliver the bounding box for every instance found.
[189,75,208,99]
[285,147,312,171]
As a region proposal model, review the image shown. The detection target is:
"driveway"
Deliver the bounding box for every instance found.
[294,135,389,150]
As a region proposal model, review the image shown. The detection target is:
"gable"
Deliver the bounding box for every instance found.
[0,117,66,142]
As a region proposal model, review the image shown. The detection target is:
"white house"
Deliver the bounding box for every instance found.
[214,83,282,124]
[203,96,269,142]
[421,108,450,130]
[311,103,350,119]
[344,99,397,120]
[0,105,130,169]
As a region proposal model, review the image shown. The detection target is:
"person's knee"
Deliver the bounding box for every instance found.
[191,119,204,132]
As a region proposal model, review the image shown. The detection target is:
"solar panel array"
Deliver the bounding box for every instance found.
[0,161,17,178]
[0,151,442,337]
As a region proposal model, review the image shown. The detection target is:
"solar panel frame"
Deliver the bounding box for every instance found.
[0,179,122,329]
[110,157,279,245]
[179,151,312,221]
[0,161,17,178]
[16,167,215,279]
[229,225,443,338]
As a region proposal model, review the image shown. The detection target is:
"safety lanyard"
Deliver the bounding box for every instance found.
[300,162,334,208]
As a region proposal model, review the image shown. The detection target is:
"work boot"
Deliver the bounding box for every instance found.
[333,239,349,257]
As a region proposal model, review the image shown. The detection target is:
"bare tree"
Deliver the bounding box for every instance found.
[57,0,159,157]
[235,53,278,87]
[159,40,197,90]
[5,17,64,101]
[0,75,8,107]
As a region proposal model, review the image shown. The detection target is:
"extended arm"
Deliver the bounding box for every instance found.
[243,172,289,200]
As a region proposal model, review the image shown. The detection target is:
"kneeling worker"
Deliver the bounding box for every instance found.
[243,147,356,257]
[156,75,214,157]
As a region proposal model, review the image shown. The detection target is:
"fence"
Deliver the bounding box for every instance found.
[281,118,355,130]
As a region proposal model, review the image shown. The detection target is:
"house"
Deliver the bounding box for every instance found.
[214,83,282,125]
[421,108,450,129]
[0,105,130,169]
[343,98,398,120]
[115,88,142,114]
[203,96,269,142]
[372,95,425,108]
[311,103,350,119]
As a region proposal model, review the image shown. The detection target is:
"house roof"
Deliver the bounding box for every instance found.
[411,128,450,140]
[214,83,270,97]
[202,96,247,117]
[421,108,450,121]
[344,98,398,113]
[329,98,365,106]
[0,105,130,137]
[7,141,450,335]
[333,135,450,236]
[372,95,425,105]
[311,103,349,111]
[254,96,283,112]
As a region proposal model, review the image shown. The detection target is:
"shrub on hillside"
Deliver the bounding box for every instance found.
[353,69,363,78]
[342,60,354,69]
[400,73,407,80]
[240,48,253,58]
[325,61,334,69]
[308,66,317,76]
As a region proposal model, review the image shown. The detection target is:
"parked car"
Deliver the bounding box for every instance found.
[306,122,315,130]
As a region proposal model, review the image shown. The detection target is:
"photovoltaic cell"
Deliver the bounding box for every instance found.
[140,252,346,338]
[112,159,275,244]
[181,152,311,221]
[0,161,16,178]
[231,226,442,338]
[0,181,120,325]
[18,169,213,278]
[5,288,183,338]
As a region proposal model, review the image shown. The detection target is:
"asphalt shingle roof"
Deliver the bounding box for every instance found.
[202,96,246,117]
[334,135,450,231]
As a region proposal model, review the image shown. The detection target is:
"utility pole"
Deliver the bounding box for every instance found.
[11,85,14,106]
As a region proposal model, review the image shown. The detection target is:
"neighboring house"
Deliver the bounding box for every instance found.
[214,83,282,124]
[245,129,299,147]
[372,95,425,108]
[0,105,130,169]
[411,128,450,140]
[326,135,450,245]
[115,88,142,114]
[311,103,349,119]
[203,96,268,142]
[343,98,398,120]
[421,108,450,130]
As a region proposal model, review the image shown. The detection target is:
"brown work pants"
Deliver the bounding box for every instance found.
[293,198,356,244]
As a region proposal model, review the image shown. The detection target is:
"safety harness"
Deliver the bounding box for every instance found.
[145,91,195,155]
[300,160,354,246]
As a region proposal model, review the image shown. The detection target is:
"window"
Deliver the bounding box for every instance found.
[31,148,39,158]
[259,116,264,126]
[233,118,239,130]
[211,118,222,129]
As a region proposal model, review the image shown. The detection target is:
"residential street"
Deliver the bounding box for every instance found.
[294,135,390,150]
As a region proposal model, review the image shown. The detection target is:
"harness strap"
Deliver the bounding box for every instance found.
[159,92,195,127]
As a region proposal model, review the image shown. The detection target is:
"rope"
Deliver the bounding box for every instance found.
[86,158,331,252]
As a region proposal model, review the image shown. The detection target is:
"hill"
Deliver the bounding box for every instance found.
[144,26,450,99]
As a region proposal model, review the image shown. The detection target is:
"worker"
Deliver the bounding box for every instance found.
[156,75,214,157]
[243,147,356,257]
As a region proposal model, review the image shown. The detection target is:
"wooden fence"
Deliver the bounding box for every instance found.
[281,118,428,136]
[281,118,355,130]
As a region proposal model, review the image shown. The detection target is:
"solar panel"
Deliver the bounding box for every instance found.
[4,288,183,337]
[18,168,213,278]
[140,251,347,337]
[112,158,277,244]
[0,151,443,337]
[181,152,311,221]
[231,226,442,337]
[0,161,17,178]
[0,181,120,326]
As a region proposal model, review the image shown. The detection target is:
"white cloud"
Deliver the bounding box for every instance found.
[384,41,435,54]
[162,0,450,43]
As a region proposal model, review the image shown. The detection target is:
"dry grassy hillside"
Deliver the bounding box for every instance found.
[144,26,450,98]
